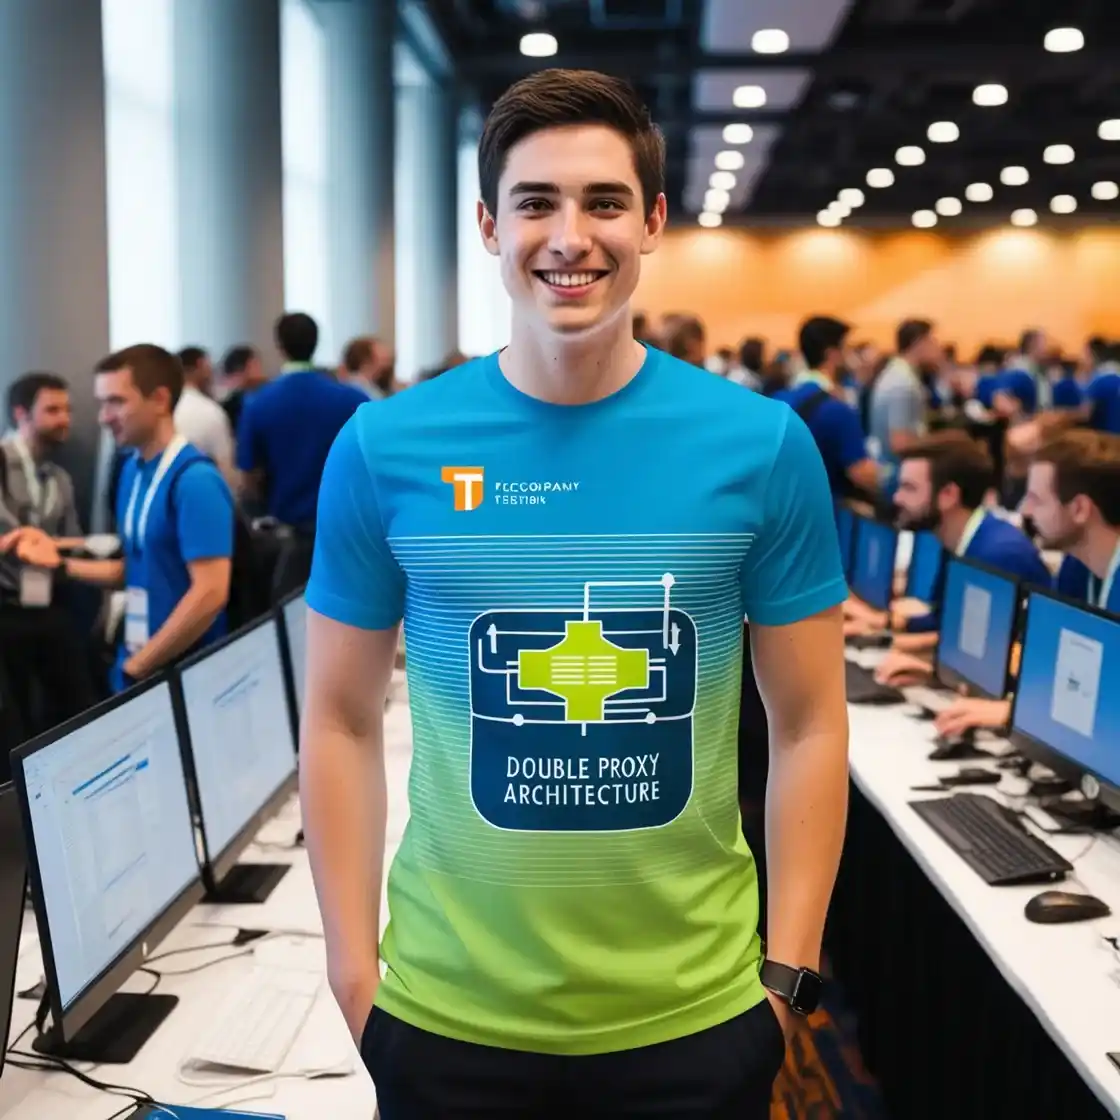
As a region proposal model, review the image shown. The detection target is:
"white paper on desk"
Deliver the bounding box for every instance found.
[1050,627,1102,739]
[959,583,991,660]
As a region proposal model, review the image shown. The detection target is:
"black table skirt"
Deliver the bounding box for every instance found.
[825,782,1111,1120]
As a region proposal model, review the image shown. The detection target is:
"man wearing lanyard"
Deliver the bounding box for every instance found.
[3,345,234,692]
[931,430,1120,738]
[0,372,97,738]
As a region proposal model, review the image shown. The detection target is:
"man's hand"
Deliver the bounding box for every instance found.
[874,650,932,687]
[843,614,888,639]
[890,631,934,654]
[934,697,1011,739]
[0,527,62,569]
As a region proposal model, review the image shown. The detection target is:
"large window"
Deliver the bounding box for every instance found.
[102,0,179,350]
[281,0,332,363]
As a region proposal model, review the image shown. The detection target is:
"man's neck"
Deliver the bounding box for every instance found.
[15,426,45,461]
[501,316,646,406]
[1070,524,1120,581]
[137,417,176,462]
[937,506,975,552]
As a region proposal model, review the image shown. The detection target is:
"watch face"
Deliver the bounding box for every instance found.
[792,969,824,1013]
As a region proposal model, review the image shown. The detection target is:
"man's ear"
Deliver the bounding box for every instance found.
[478,200,499,258]
[640,193,668,256]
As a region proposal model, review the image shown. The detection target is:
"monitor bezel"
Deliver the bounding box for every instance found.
[850,511,899,612]
[0,782,27,1078]
[274,584,307,748]
[9,678,204,1042]
[933,553,1022,699]
[903,530,946,604]
[170,615,298,895]
[1009,585,1120,813]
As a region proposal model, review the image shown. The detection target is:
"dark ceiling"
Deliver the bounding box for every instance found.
[419,0,1120,228]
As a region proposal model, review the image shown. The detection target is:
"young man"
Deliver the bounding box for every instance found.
[936,431,1120,738]
[340,335,396,399]
[300,69,850,1119]
[774,316,880,501]
[218,344,267,435]
[174,345,235,482]
[2,345,234,692]
[236,312,367,531]
[871,433,1050,686]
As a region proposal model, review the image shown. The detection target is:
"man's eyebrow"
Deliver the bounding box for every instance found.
[508,181,559,196]
[585,181,635,196]
[506,180,636,197]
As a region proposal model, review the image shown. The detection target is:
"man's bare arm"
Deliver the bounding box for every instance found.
[751,604,849,975]
[300,611,399,1043]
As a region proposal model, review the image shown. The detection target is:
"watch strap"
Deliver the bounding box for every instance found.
[760,959,823,1015]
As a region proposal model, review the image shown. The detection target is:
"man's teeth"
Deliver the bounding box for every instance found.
[541,272,601,288]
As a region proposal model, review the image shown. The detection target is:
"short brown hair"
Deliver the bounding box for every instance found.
[1034,430,1120,527]
[663,315,705,360]
[478,68,665,218]
[95,344,184,411]
[900,432,994,508]
[342,336,375,374]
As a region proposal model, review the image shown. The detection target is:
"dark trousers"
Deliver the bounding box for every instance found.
[362,1000,785,1120]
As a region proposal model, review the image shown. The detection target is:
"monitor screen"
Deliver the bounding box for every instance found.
[0,784,26,1077]
[1013,594,1120,790]
[282,594,307,718]
[906,531,944,604]
[850,518,898,611]
[16,684,198,1011]
[835,504,856,579]
[179,620,296,862]
[937,558,1019,698]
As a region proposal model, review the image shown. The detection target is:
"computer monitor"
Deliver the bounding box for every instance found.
[835,503,856,580]
[10,680,202,1063]
[0,783,27,1081]
[173,616,298,905]
[1010,589,1120,829]
[849,515,899,612]
[277,587,307,732]
[935,556,1019,698]
[905,530,944,605]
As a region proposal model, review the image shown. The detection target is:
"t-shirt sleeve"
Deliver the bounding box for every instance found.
[174,463,234,562]
[306,416,405,630]
[741,411,849,626]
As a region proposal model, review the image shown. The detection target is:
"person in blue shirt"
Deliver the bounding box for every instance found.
[236,312,367,531]
[298,67,850,1120]
[870,432,1050,686]
[773,316,880,503]
[992,328,1051,418]
[1,344,234,693]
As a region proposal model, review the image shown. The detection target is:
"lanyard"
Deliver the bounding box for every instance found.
[11,435,56,526]
[955,508,986,557]
[1089,540,1120,612]
[123,435,187,553]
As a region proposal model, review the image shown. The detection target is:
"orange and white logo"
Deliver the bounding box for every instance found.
[441,466,485,511]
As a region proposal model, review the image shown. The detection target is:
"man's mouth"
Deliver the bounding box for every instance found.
[533,269,610,293]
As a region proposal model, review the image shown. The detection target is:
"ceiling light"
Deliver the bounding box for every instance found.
[733,85,767,109]
[839,187,865,208]
[698,211,722,228]
[866,167,895,188]
[1044,143,1075,165]
[935,196,963,217]
[1044,27,1084,53]
[714,150,745,171]
[1100,120,1120,141]
[818,210,841,227]
[704,188,730,212]
[973,83,1008,107]
[965,182,994,203]
[896,145,926,166]
[722,123,754,145]
[1050,194,1077,214]
[927,121,960,143]
[912,210,937,228]
[1092,181,1120,201]
[751,28,789,54]
[1011,208,1038,227]
[519,32,557,57]
[709,171,736,191]
[1000,165,1029,186]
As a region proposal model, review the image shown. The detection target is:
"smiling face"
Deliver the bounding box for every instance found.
[479,124,666,341]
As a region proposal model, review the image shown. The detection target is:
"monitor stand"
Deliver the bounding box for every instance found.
[33,992,178,1064]
[205,862,289,905]
[1038,795,1120,833]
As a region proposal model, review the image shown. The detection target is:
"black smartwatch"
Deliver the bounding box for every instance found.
[760,959,824,1016]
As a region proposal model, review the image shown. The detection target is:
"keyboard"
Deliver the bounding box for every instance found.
[845,660,904,705]
[184,964,322,1074]
[909,792,1073,886]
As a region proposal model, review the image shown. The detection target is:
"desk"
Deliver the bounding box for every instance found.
[830,663,1120,1119]
[0,674,414,1120]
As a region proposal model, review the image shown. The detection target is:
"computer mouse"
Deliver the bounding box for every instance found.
[940,766,1002,786]
[1024,890,1112,925]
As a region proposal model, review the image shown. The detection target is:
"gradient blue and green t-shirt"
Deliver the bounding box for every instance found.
[306,346,847,1055]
